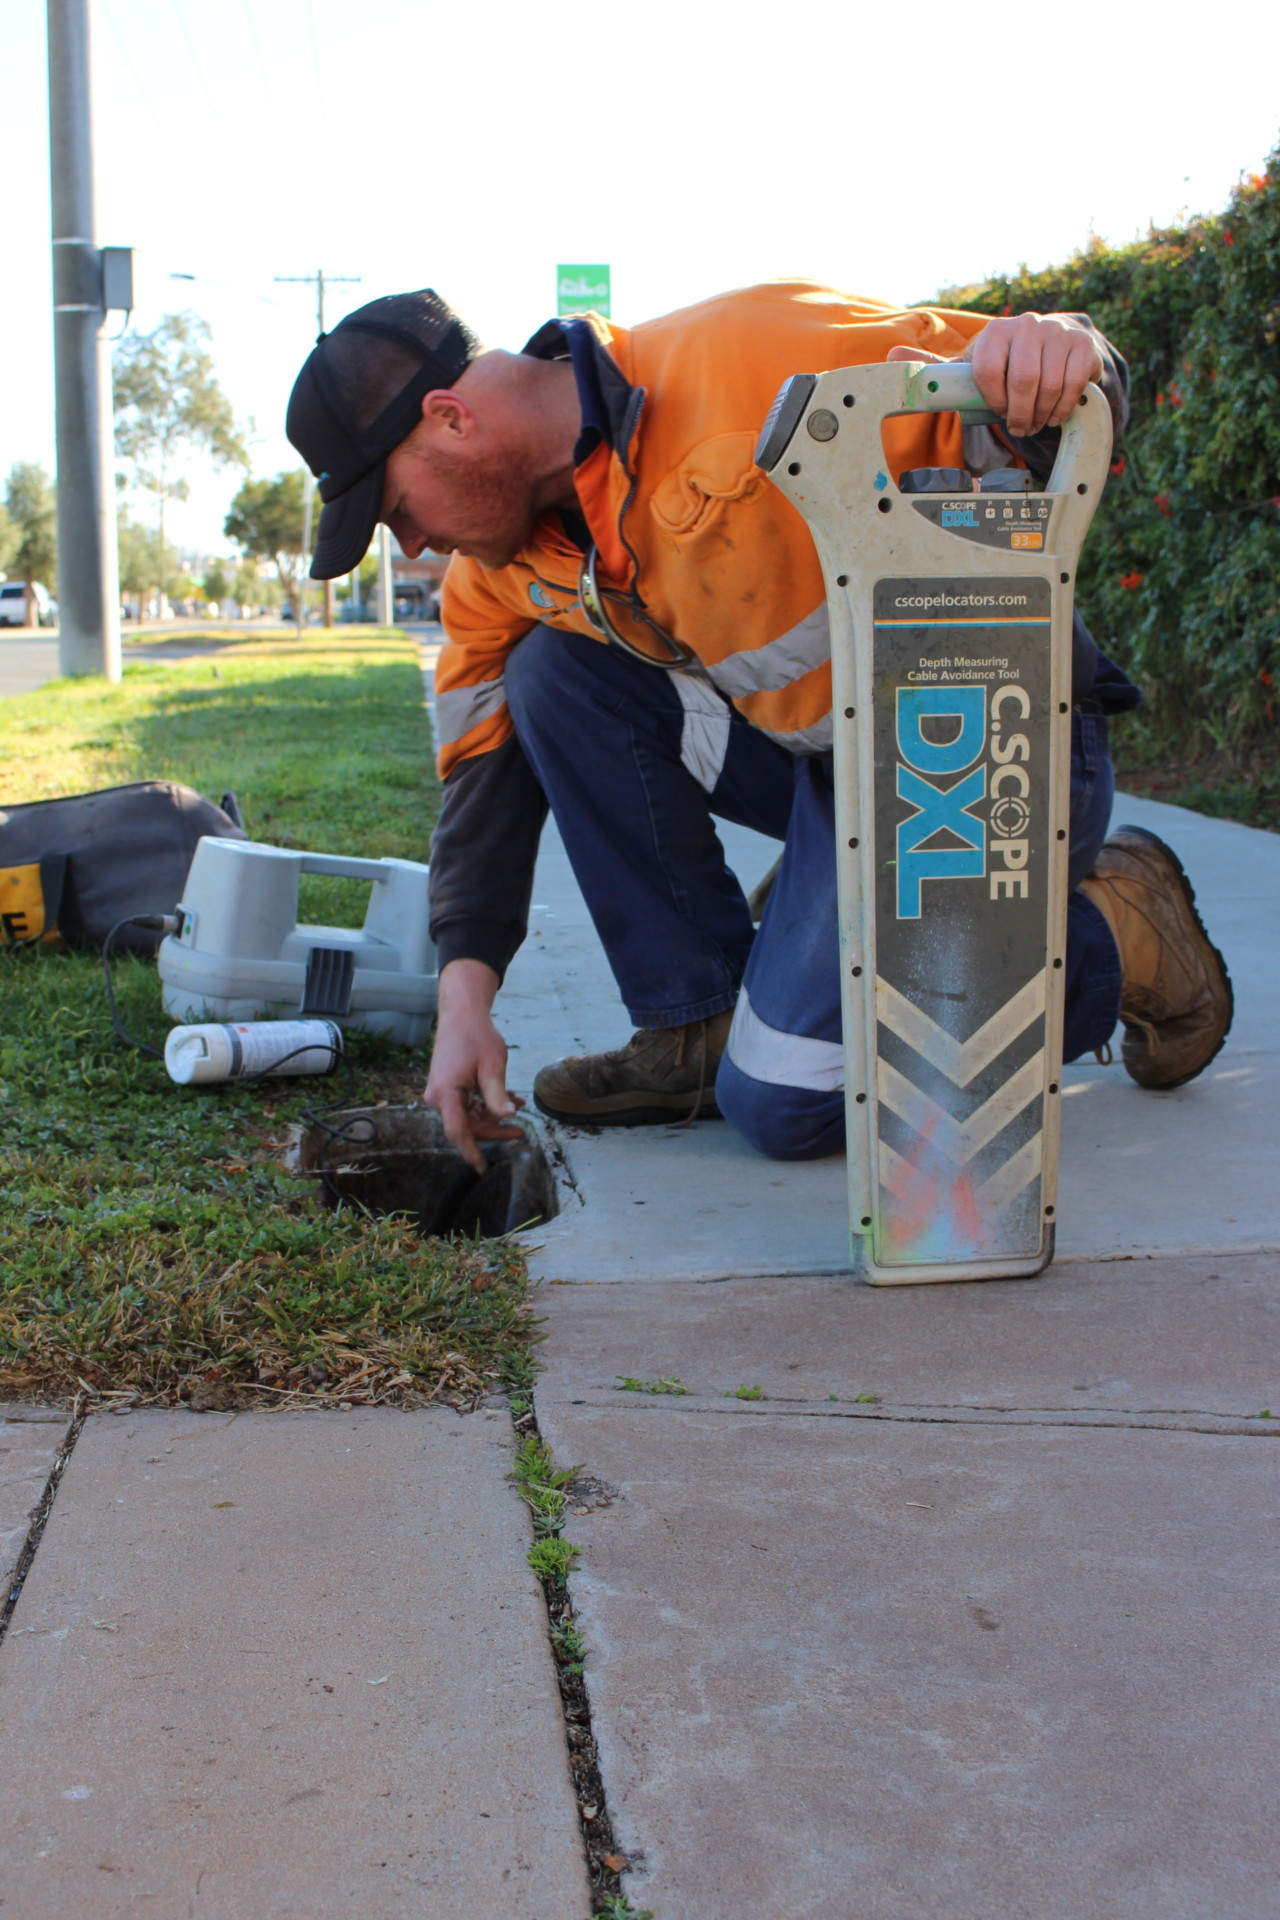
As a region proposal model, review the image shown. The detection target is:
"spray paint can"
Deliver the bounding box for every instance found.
[164,1019,343,1086]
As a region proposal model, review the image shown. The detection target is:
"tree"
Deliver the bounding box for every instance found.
[234,556,279,614]
[346,547,379,600]
[224,470,308,598]
[4,462,58,626]
[117,509,179,616]
[0,503,19,579]
[203,559,231,607]
[113,312,248,548]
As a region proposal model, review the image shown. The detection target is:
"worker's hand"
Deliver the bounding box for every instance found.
[425,958,526,1174]
[887,314,1104,437]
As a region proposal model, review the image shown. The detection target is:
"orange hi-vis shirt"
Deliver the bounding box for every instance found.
[435,281,998,776]
[427,281,1127,981]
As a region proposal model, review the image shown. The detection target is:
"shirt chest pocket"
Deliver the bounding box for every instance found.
[650,433,764,540]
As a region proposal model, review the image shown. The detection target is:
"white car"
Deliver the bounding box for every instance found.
[0,581,54,627]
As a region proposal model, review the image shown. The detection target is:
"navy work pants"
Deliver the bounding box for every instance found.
[504,625,1121,1161]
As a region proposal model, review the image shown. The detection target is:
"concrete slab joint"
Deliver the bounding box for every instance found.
[0,1406,76,1612]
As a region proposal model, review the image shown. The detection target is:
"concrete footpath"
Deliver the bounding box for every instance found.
[504,783,1280,1917]
[536,1259,1280,1918]
[0,1408,589,1917]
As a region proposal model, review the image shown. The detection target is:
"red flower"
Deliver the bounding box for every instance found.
[1155,493,1171,516]
[1120,572,1144,591]
[1224,229,1235,245]
[1262,670,1274,687]
[1001,303,1012,317]
[1109,457,1127,477]
[1155,391,1165,407]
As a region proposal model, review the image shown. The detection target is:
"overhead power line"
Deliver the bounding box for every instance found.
[274,268,362,340]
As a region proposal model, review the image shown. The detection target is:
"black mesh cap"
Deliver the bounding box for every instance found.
[285,289,481,579]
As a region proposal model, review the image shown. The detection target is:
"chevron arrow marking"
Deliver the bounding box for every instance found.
[878,1048,1046,1168]
[875,970,1046,1088]
[878,1131,1043,1210]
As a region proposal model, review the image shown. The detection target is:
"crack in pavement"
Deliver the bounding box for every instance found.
[546,1392,1280,1438]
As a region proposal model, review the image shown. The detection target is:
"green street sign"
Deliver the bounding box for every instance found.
[557,264,611,318]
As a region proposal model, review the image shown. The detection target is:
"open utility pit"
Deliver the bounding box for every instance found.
[298,1105,559,1240]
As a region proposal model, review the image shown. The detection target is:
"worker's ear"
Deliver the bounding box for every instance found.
[419,387,475,443]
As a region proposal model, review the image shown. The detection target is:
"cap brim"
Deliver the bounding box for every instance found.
[309,461,386,579]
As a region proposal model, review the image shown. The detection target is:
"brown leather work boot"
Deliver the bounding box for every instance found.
[533,1009,733,1125]
[1077,826,1233,1090]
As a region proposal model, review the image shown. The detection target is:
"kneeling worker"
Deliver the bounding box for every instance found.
[286,280,1232,1174]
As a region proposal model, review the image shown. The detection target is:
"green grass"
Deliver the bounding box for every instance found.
[2,632,434,923]
[0,636,537,1409]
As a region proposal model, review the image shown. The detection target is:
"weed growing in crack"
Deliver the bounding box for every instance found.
[522,1485,569,1537]
[528,1536,581,1585]
[724,1383,765,1401]
[507,1396,650,1916]
[596,1897,657,1920]
[509,1435,578,1500]
[614,1374,688,1395]
[509,1437,584,1577]
[551,1618,587,1675]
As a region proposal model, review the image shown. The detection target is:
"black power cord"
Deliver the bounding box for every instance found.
[101,915,180,1058]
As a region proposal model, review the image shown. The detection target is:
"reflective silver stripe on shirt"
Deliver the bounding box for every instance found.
[434,676,508,746]
[754,713,834,756]
[673,671,731,792]
[726,986,845,1092]
[705,603,830,700]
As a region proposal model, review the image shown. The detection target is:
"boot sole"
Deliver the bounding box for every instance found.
[1114,824,1235,1089]
[533,1091,723,1127]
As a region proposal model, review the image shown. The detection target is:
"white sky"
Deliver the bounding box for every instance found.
[5,0,1279,556]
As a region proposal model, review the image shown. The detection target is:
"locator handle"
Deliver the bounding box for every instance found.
[898,360,1113,502]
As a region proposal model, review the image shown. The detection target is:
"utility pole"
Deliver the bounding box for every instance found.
[48,0,126,679]
[376,526,393,626]
[275,269,360,631]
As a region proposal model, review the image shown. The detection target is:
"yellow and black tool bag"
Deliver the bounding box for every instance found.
[0,781,245,955]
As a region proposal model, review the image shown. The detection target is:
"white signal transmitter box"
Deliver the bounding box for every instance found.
[158,837,438,1048]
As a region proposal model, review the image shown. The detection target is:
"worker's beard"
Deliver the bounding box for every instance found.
[428,441,539,571]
